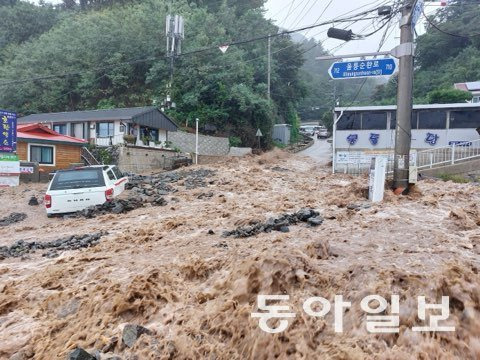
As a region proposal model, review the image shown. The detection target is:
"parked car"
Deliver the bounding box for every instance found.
[300,126,316,136]
[44,165,128,216]
[317,129,331,139]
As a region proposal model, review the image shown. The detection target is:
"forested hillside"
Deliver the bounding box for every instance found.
[0,0,307,146]
[373,0,480,104]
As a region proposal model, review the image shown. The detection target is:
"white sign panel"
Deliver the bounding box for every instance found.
[20,166,34,174]
[0,160,20,176]
[369,157,387,203]
[336,151,417,166]
[0,176,19,187]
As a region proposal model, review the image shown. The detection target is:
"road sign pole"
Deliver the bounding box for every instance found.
[393,0,417,193]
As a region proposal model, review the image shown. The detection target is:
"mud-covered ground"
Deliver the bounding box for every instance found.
[0,150,479,359]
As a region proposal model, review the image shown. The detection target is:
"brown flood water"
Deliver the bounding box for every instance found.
[0,150,479,359]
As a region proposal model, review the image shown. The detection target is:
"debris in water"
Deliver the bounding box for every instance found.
[122,324,152,348]
[222,208,323,238]
[28,196,39,206]
[0,212,27,227]
[0,232,105,259]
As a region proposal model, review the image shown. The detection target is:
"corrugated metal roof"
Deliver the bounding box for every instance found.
[18,107,178,131]
[465,81,480,91]
[335,103,480,112]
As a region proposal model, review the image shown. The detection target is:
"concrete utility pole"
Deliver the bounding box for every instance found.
[393,0,417,192]
[267,34,271,100]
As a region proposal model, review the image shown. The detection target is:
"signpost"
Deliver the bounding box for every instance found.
[0,109,19,187]
[0,110,17,153]
[329,58,396,79]
[0,153,20,187]
[368,157,387,203]
[256,128,263,149]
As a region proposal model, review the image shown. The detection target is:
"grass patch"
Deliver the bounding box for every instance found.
[438,174,470,183]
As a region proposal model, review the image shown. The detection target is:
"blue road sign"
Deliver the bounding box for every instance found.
[329,58,396,79]
[0,110,17,153]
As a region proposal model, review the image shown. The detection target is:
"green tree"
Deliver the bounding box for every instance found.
[427,88,473,104]
[0,0,305,148]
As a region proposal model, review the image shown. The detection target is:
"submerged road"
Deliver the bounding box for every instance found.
[298,137,332,165]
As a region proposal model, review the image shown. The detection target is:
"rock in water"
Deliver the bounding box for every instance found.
[68,348,96,360]
[122,324,151,348]
[28,196,39,206]
[307,216,324,226]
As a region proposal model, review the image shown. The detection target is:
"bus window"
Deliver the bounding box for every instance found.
[418,110,446,129]
[450,110,480,128]
[390,111,418,130]
[337,112,361,130]
[361,112,387,130]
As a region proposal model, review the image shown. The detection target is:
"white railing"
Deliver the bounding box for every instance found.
[93,134,125,147]
[417,139,480,170]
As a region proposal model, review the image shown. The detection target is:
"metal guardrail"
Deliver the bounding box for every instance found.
[417,139,480,170]
[335,140,480,177]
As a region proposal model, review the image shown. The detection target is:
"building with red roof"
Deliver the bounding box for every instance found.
[17,123,87,172]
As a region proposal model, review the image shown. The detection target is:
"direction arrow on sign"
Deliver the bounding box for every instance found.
[328,58,396,80]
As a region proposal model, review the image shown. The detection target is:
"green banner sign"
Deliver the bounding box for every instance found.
[0,152,19,161]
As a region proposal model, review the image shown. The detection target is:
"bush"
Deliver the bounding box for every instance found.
[229,136,242,147]
[427,89,473,104]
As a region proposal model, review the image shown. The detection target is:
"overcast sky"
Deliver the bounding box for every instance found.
[264,0,441,56]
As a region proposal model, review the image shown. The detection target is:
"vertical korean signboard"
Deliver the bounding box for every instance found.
[0,110,17,152]
[0,110,19,186]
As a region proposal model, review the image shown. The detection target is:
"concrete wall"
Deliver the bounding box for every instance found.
[169,131,229,156]
[117,146,180,173]
[229,147,252,157]
[419,158,480,177]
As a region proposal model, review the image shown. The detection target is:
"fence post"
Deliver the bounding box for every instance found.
[451,143,456,165]
[429,153,433,169]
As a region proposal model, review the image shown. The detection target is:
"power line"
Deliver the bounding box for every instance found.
[279,0,297,27]
[422,7,480,38]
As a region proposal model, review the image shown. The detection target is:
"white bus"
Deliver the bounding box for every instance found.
[333,103,480,173]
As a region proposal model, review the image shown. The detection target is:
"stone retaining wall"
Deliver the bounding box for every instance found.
[169,132,229,156]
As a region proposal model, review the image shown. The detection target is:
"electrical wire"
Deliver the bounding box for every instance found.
[279,0,297,27]
[422,7,480,38]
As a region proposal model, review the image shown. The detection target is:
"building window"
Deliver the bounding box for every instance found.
[96,122,114,138]
[418,110,446,129]
[361,112,387,130]
[337,112,361,130]
[390,111,418,130]
[30,145,54,165]
[450,110,480,128]
[53,124,67,135]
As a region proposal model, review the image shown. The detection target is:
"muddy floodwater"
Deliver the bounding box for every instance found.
[0,150,479,359]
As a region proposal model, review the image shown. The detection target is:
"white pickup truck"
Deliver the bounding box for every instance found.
[44,165,128,217]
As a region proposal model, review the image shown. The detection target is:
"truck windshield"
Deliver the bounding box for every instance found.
[50,168,105,190]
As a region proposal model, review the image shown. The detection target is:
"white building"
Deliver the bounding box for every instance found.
[454,82,480,103]
[18,107,178,147]
[333,103,480,173]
